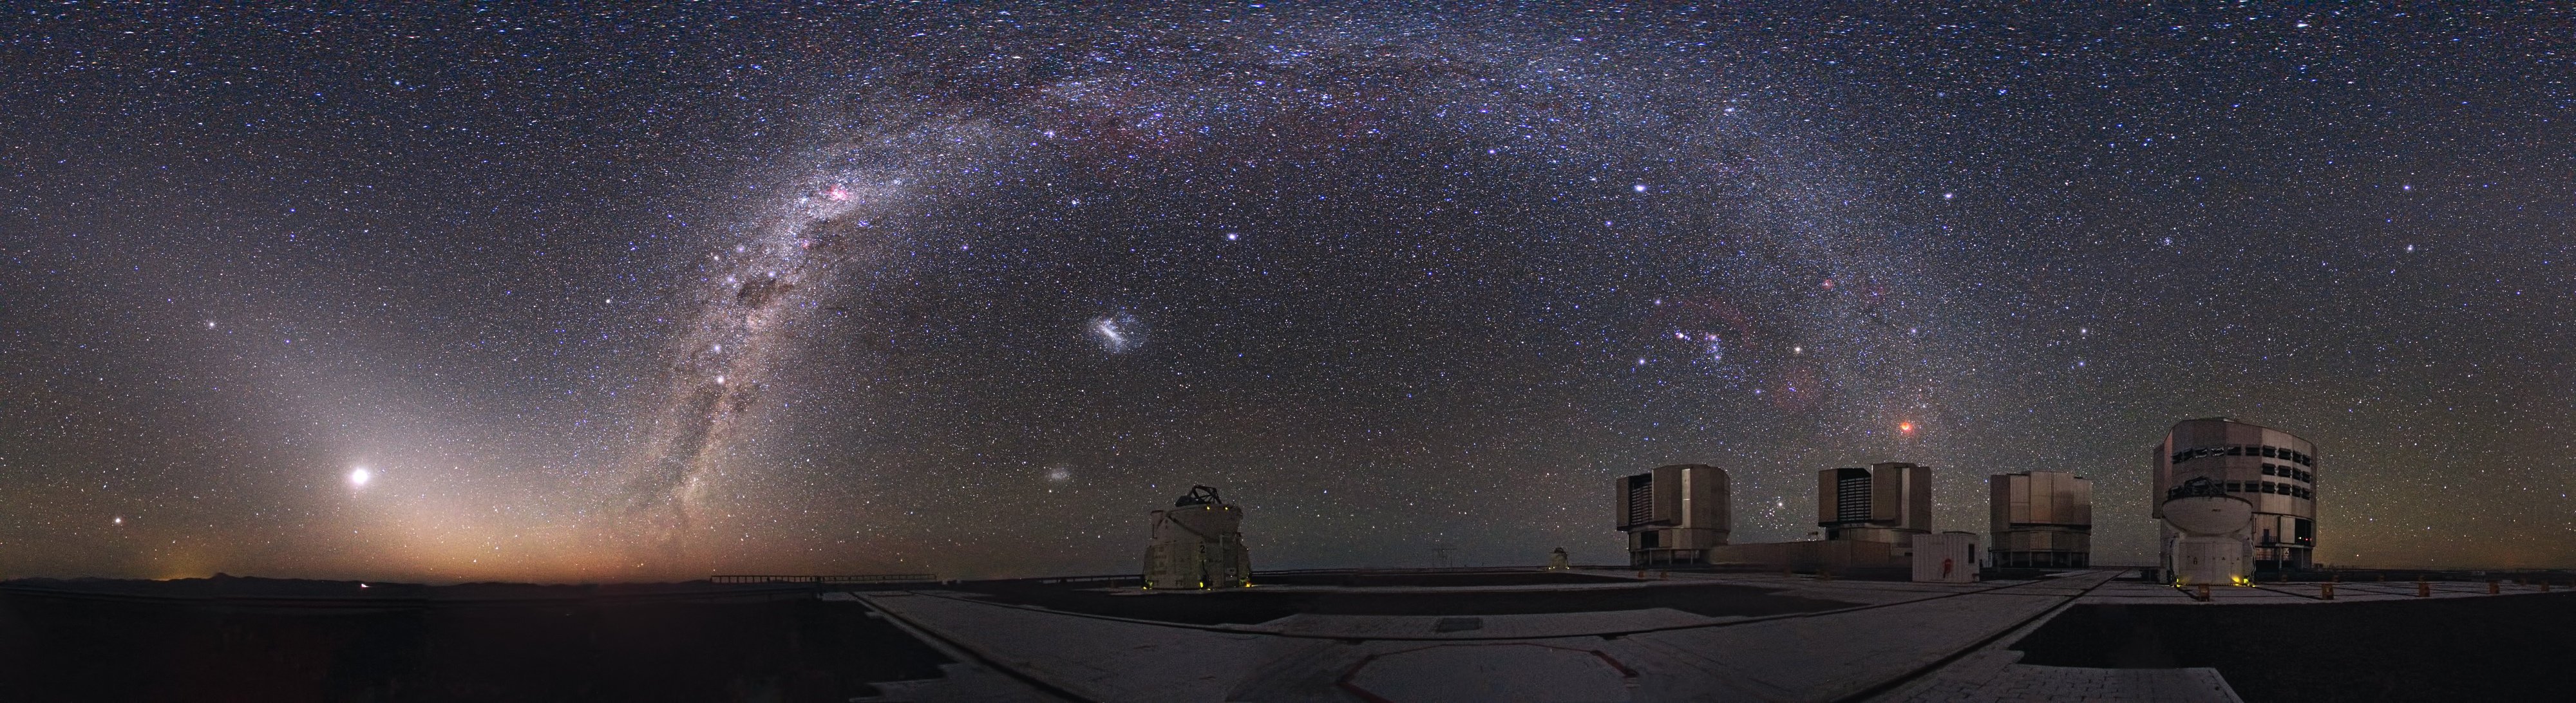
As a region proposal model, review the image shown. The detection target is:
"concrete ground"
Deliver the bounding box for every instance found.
[841,570,2556,702]
[2074,575,2559,605]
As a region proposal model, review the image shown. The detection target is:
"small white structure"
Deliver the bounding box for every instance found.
[1142,485,1253,590]
[2162,479,2255,586]
[1911,531,1978,583]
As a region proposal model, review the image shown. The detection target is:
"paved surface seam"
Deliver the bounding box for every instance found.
[1834,572,2125,702]
[887,574,2103,643]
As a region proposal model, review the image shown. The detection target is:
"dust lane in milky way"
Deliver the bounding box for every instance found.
[616,173,891,557]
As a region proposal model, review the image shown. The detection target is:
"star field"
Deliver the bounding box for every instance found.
[2,4,2571,581]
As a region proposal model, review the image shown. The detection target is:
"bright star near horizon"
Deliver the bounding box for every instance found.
[348,466,372,487]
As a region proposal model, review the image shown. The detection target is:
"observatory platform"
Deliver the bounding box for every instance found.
[837,567,2571,702]
[844,568,2145,702]
[12,568,2562,702]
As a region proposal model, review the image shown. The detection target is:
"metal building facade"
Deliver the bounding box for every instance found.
[1988,470,2092,568]
[2153,417,2319,573]
[1614,464,1732,567]
[1816,462,1933,547]
[1142,485,1253,589]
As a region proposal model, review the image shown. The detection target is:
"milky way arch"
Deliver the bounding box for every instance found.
[612,9,1939,562]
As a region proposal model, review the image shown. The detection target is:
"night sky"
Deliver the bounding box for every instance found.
[4,4,2570,583]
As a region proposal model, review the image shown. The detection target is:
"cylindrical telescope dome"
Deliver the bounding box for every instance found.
[2162,494,2253,536]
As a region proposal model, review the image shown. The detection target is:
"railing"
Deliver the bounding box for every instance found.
[710,574,938,585]
[1032,574,1140,585]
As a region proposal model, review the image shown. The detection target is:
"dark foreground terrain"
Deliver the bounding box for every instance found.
[17,572,2569,702]
[957,569,1859,624]
[2012,590,2576,702]
[0,576,951,703]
